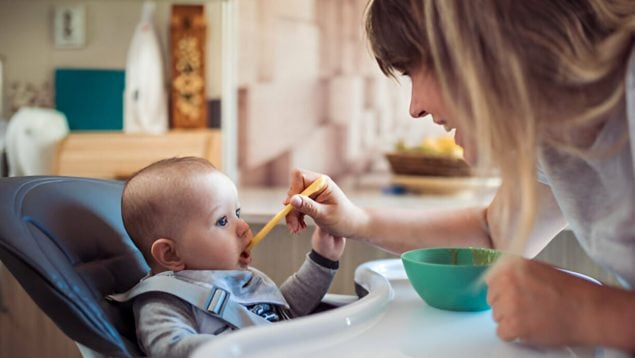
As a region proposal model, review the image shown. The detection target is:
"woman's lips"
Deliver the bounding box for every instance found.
[432,118,454,132]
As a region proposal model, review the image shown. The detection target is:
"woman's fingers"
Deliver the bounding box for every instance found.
[486,256,525,341]
[284,168,359,239]
[284,168,322,204]
[285,168,323,233]
[485,258,595,346]
[497,320,521,342]
[290,195,323,219]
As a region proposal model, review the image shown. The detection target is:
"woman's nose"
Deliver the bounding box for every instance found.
[409,94,427,118]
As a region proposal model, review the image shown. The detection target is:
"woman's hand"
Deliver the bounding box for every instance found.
[284,168,367,239]
[485,257,634,348]
[311,226,345,262]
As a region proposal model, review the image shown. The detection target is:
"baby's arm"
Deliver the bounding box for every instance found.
[133,293,229,357]
[311,225,346,261]
[280,227,343,317]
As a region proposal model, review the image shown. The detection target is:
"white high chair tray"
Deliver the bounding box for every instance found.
[193,259,629,358]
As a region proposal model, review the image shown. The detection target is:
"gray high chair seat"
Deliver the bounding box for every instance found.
[0,176,149,357]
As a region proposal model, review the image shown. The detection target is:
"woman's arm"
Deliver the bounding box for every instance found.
[591,284,635,351]
[359,182,568,255]
[286,169,566,255]
[487,182,568,257]
[357,205,492,254]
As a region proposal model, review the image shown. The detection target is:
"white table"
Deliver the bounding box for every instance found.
[193,259,627,358]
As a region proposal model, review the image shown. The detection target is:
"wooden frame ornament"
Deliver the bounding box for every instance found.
[170,5,207,128]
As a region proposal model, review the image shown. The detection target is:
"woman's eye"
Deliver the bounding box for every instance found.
[216,216,228,227]
[235,208,241,218]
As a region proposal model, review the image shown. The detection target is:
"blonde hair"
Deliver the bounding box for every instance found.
[122,157,217,263]
[366,0,635,252]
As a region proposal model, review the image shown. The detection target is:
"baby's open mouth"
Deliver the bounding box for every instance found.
[239,250,252,266]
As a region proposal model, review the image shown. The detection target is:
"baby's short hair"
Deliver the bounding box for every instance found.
[121,157,216,264]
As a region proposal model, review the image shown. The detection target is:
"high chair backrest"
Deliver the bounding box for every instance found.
[0,176,150,357]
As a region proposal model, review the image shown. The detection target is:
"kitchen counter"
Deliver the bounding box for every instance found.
[240,184,494,225]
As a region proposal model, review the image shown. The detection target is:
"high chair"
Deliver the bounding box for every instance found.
[0,175,358,357]
[0,176,148,357]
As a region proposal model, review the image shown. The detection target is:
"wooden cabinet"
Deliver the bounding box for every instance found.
[0,263,80,358]
[54,129,221,180]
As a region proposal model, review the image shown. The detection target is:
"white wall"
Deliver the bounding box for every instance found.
[0,0,224,118]
[236,0,449,186]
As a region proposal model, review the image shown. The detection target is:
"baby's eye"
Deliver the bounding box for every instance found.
[235,208,241,218]
[216,216,228,227]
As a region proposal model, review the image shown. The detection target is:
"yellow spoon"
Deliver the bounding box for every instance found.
[247,175,327,250]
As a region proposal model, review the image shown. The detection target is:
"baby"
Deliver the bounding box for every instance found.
[117,157,345,357]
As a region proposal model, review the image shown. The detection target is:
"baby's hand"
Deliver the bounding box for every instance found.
[310,226,345,262]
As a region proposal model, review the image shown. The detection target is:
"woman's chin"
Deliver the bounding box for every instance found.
[463,151,477,166]
[454,131,474,165]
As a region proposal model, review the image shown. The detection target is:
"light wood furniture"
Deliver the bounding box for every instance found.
[54,129,221,180]
[0,263,81,358]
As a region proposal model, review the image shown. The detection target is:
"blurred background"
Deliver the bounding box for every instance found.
[0,0,450,188]
[0,1,619,357]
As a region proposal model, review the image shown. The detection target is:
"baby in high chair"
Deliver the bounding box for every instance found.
[114,157,345,357]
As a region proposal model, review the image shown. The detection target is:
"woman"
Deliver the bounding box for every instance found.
[284,0,635,351]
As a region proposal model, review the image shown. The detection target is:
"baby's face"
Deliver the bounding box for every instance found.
[175,170,253,270]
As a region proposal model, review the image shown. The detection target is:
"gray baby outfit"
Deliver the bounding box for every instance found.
[133,253,337,357]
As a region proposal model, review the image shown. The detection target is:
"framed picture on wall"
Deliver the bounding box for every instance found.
[53,4,86,49]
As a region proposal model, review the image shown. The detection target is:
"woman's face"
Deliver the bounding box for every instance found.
[407,66,477,164]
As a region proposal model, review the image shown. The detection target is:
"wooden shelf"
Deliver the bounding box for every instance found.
[54,129,221,180]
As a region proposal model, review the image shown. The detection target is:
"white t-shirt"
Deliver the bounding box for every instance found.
[537,46,635,289]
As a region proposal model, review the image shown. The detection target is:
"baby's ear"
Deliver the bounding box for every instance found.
[150,238,186,271]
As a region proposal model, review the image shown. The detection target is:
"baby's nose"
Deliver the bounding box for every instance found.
[237,219,251,240]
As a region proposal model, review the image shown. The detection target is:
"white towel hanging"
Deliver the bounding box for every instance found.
[124,1,169,134]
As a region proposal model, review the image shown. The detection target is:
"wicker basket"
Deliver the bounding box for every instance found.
[385,152,471,177]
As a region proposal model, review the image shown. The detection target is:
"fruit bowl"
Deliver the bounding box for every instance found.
[385,152,471,177]
[387,136,470,177]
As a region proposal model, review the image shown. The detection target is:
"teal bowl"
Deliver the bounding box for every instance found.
[401,247,502,312]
